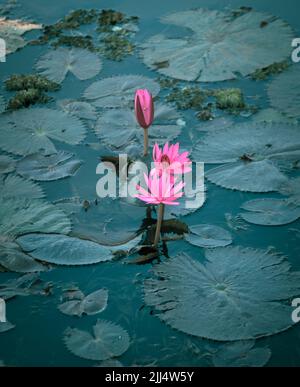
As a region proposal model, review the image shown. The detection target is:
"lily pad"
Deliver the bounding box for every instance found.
[140,9,293,82]
[84,75,160,108]
[0,321,15,333]
[253,108,298,125]
[58,100,97,121]
[0,174,44,199]
[0,108,86,156]
[94,103,183,152]
[0,155,15,174]
[63,319,130,360]
[58,288,108,317]
[0,17,42,54]
[144,247,300,341]
[0,241,48,273]
[209,341,271,367]
[17,151,83,181]
[185,224,232,248]
[16,234,114,265]
[36,47,102,84]
[0,198,71,238]
[268,65,300,120]
[280,177,300,206]
[57,197,146,246]
[240,198,300,226]
[193,122,300,192]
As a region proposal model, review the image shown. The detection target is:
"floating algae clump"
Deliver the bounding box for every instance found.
[99,34,134,61]
[5,74,60,91]
[251,61,289,80]
[5,74,60,110]
[33,9,98,44]
[52,35,96,51]
[213,88,245,111]
[166,87,206,110]
[97,9,138,32]
[7,89,51,110]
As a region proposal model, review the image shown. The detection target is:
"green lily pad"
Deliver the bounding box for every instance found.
[0,108,86,156]
[268,65,300,120]
[185,224,232,248]
[144,247,300,341]
[193,122,300,192]
[58,288,108,317]
[209,341,271,367]
[0,155,15,174]
[36,47,102,83]
[58,100,97,121]
[94,103,183,152]
[63,319,130,360]
[0,198,71,238]
[84,75,160,108]
[0,241,48,273]
[240,198,300,226]
[17,151,83,181]
[140,9,293,82]
[0,174,44,199]
[16,234,114,265]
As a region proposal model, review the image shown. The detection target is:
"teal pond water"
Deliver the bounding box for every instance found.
[0,0,300,366]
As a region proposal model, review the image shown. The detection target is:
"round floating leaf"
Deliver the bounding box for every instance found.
[140,9,293,82]
[253,108,298,125]
[84,75,160,108]
[0,321,15,333]
[0,241,48,273]
[16,234,114,265]
[0,155,15,174]
[17,151,83,181]
[0,174,44,199]
[57,197,146,245]
[63,320,130,361]
[280,177,300,206]
[36,47,102,84]
[94,103,183,151]
[0,108,86,156]
[268,65,300,120]
[58,100,97,121]
[240,198,300,226]
[0,198,71,238]
[193,122,300,192]
[58,288,108,317]
[210,341,271,367]
[206,160,288,192]
[185,224,232,248]
[144,247,300,341]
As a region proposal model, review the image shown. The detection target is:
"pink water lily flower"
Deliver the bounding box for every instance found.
[135,170,185,206]
[152,142,192,175]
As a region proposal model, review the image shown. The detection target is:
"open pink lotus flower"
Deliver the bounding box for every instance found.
[134,89,154,129]
[152,142,192,175]
[135,170,185,205]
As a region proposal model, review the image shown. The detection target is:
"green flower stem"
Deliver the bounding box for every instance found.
[154,203,164,247]
[143,128,148,156]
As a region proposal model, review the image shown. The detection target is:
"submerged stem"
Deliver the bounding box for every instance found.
[154,203,164,247]
[143,128,148,156]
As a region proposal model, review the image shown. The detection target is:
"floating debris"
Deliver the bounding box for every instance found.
[251,60,289,81]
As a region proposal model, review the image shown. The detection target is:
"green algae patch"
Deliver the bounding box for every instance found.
[251,61,290,81]
[166,86,205,110]
[213,88,245,111]
[5,74,60,110]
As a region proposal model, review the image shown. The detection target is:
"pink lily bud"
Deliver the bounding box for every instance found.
[134,89,154,129]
